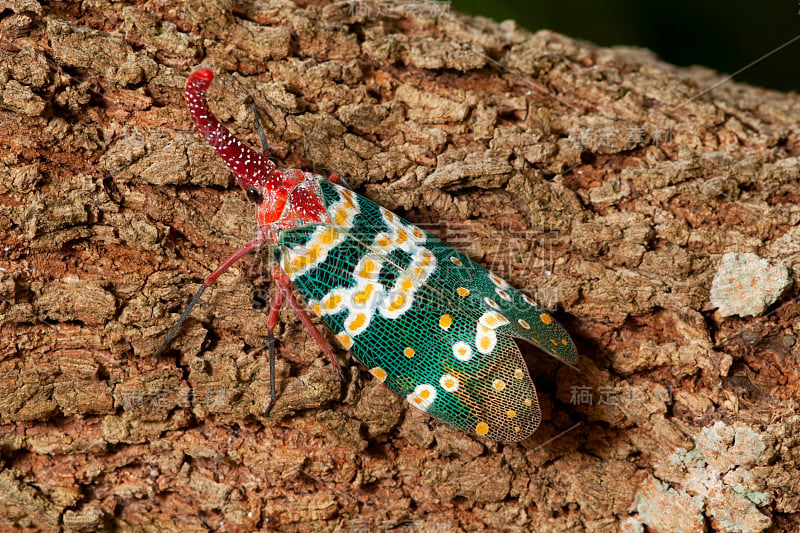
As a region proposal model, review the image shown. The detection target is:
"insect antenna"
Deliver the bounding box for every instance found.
[247,98,270,155]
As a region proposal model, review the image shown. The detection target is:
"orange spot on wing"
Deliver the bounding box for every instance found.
[388,294,406,312]
[348,313,366,330]
[369,367,387,381]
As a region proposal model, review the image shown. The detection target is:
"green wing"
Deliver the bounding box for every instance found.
[318,180,578,363]
[274,179,576,442]
[414,239,578,364]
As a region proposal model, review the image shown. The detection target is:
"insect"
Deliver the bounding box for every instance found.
[155,68,578,442]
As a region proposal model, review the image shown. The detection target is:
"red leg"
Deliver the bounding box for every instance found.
[272,267,343,378]
[261,268,342,416]
[154,235,266,357]
[262,286,285,416]
[266,283,284,333]
[205,235,266,286]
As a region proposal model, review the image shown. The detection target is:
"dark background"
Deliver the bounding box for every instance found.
[452,0,800,92]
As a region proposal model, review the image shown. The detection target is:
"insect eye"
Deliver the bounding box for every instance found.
[245,187,262,204]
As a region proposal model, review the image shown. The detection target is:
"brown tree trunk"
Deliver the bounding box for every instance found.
[2,0,800,531]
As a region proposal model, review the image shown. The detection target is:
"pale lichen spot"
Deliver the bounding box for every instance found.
[518,318,530,329]
[514,368,524,380]
[450,256,463,266]
[492,379,506,392]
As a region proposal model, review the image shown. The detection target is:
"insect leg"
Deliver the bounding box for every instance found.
[153,235,266,357]
[271,267,344,380]
[263,286,284,416]
[265,331,277,416]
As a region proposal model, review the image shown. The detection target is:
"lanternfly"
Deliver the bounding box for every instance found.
[156,69,578,442]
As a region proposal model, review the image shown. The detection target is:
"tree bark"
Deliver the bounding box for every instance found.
[2,0,800,531]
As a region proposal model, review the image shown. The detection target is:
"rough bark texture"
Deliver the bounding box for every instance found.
[2,0,800,531]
